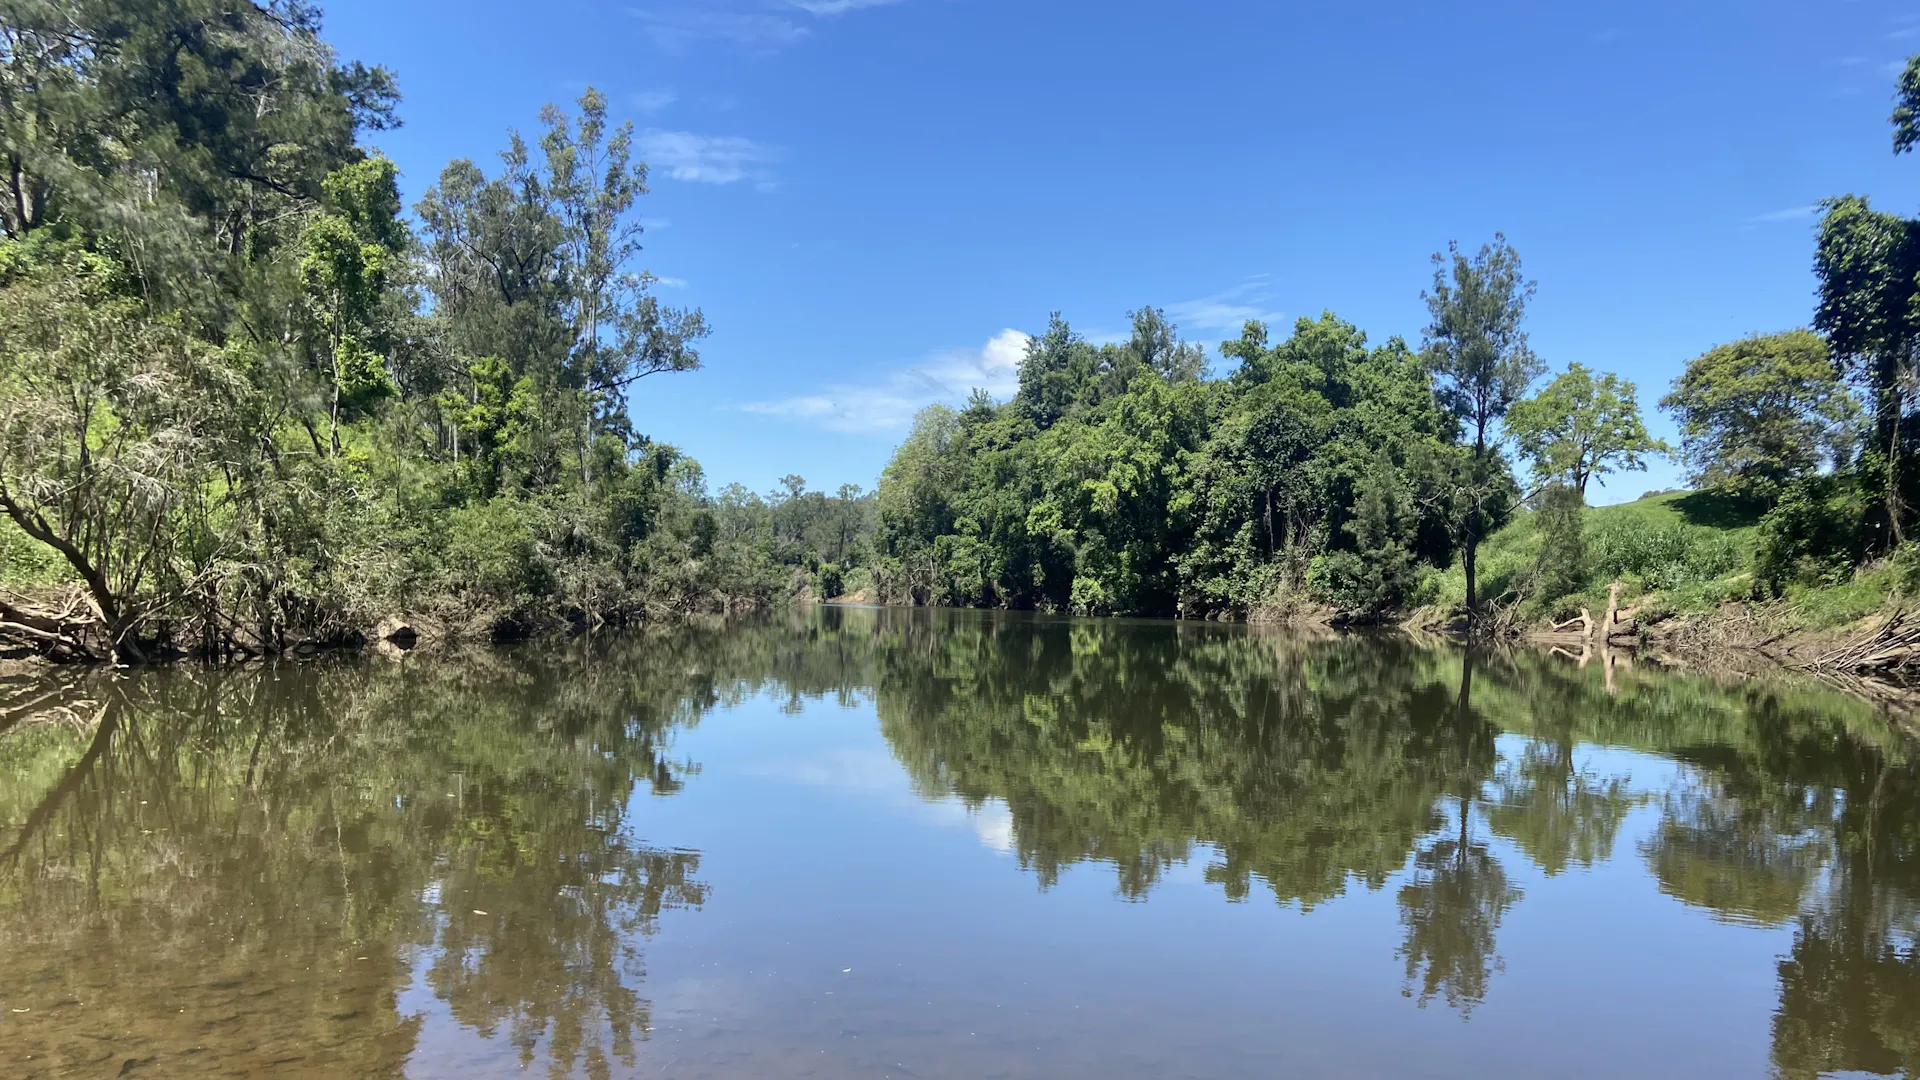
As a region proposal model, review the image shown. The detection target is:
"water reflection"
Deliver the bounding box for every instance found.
[0,608,1915,1078]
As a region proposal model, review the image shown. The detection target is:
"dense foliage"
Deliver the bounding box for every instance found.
[0,0,864,660]
[873,241,1658,623]
[874,48,1920,626]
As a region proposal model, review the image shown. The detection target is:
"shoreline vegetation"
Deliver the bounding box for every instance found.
[5,3,1920,701]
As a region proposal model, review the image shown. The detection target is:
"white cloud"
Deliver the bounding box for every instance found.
[640,129,782,185]
[653,275,688,288]
[630,0,901,51]
[1745,204,1819,224]
[628,7,810,52]
[1165,281,1285,334]
[631,88,678,114]
[742,329,1032,434]
[743,746,1017,855]
[787,0,904,13]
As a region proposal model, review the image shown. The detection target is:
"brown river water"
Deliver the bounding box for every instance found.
[1,607,1916,1078]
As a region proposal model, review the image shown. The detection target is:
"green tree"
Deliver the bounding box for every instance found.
[1891,54,1920,155]
[1815,195,1920,545]
[299,157,406,453]
[1660,330,1858,503]
[1422,235,1543,620]
[1530,483,1587,602]
[0,250,250,660]
[1506,362,1666,499]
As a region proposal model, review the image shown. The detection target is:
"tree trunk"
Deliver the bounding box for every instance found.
[329,365,343,457]
[1463,534,1479,621]
[1888,386,1906,546]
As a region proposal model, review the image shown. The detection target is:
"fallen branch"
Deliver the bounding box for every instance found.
[1804,609,1920,676]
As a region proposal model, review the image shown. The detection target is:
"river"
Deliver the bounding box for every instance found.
[1,607,1916,1078]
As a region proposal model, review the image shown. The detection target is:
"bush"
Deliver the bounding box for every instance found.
[1532,485,1587,601]
[1753,476,1866,598]
[441,499,553,612]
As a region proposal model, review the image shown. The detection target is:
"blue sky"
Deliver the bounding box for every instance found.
[323,0,1920,504]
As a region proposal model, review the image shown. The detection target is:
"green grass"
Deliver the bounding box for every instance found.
[1606,489,1767,532]
[1423,487,1920,633]
[1425,490,1770,622]
[0,517,70,590]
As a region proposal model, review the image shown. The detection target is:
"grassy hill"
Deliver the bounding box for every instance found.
[1425,489,1906,632]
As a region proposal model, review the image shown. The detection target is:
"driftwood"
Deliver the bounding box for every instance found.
[1806,609,1920,676]
[1545,607,1594,638]
[0,589,103,662]
[1601,583,1640,643]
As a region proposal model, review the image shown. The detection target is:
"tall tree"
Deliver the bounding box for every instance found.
[299,156,406,452]
[1813,195,1920,545]
[416,88,707,490]
[1891,54,1920,155]
[1505,363,1666,499]
[0,0,398,313]
[1422,235,1542,620]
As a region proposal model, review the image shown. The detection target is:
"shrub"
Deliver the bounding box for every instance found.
[441,499,553,612]
[1753,476,1866,598]
[1532,485,1587,601]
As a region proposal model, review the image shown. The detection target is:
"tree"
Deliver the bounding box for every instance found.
[0,0,398,313]
[299,157,406,452]
[1015,314,1099,428]
[1892,54,1920,156]
[1422,235,1543,620]
[1120,306,1207,384]
[0,250,250,659]
[416,89,707,490]
[1814,196,1920,545]
[1506,363,1666,499]
[1659,330,1858,502]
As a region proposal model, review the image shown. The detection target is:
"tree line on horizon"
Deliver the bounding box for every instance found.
[4,0,1920,661]
[870,63,1920,624]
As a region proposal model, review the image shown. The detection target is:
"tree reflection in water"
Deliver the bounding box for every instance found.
[0,608,1917,1078]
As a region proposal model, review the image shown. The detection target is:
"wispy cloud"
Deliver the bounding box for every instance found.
[628,7,810,52]
[1745,204,1820,224]
[631,88,678,114]
[787,0,904,13]
[631,0,904,52]
[652,275,688,288]
[742,329,1032,434]
[1165,281,1285,336]
[640,129,782,186]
